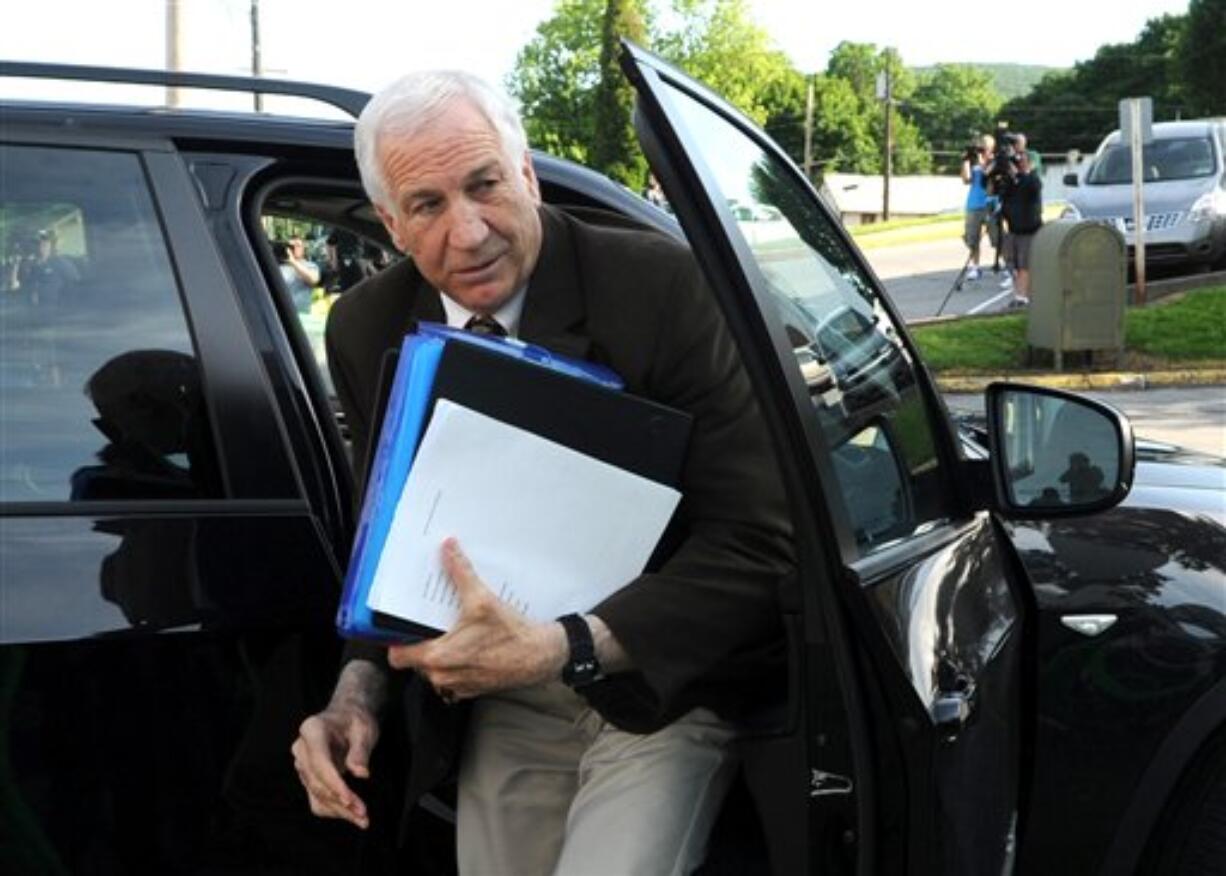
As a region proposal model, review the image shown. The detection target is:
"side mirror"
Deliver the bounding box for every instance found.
[1062,173,1080,187]
[984,383,1135,518]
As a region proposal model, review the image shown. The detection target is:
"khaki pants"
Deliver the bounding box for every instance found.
[457,682,737,876]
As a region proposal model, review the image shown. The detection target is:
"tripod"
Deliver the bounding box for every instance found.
[935,206,1003,317]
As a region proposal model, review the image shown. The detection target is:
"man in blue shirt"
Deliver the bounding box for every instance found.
[960,135,1000,282]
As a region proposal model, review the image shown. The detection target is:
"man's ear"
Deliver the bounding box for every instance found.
[520,152,541,205]
[373,203,406,252]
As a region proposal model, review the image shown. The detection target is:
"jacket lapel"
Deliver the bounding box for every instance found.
[518,206,592,362]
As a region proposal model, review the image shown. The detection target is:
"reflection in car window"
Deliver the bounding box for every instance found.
[0,146,220,503]
[662,85,952,554]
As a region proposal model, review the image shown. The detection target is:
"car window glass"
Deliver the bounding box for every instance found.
[1088,137,1217,184]
[662,84,952,555]
[260,207,398,397]
[0,145,221,503]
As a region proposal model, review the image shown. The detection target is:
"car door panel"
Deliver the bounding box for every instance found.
[621,43,1025,875]
[0,127,355,872]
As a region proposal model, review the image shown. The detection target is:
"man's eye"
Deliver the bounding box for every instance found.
[411,199,442,216]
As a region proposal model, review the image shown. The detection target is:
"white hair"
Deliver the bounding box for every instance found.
[354,70,529,209]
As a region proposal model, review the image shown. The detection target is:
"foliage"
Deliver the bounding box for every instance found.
[591,0,649,186]
[912,288,1226,373]
[510,0,800,180]
[908,64,1002,167]
[1176,0,1226,117]
[998,14,1188,154]
[507,0,606,164]
[509,0,1217,186]
[655,0,797,126]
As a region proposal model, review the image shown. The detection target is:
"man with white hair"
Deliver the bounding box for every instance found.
[292,69,792,875]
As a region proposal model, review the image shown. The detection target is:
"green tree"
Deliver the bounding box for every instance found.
[1000,14,1187,153]
[655,0,797,125]
[908,64,1002,167]
[591,0,649,186]
[813,43,930,174]
[507,0,606,164]
[807,74,878,173]
[1177,0,1226,116]
[509,0,803,177]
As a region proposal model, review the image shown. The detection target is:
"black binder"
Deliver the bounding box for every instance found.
[368,332,692,638]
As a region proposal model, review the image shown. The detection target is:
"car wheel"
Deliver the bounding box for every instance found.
[1142,730,1226,875]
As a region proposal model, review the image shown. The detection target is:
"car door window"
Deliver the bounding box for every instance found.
[0,145,220,502]
[660,86,953,555]
[259,195,398,397]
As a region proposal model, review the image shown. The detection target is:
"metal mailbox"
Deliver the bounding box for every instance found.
[1026,220,1127,369]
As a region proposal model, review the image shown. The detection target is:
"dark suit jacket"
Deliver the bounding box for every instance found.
[325,204,793,804]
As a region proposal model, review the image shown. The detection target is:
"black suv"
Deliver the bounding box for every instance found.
[1,52,1223,876]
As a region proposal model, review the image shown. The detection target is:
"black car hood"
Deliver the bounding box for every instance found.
[1129,439,1226,522]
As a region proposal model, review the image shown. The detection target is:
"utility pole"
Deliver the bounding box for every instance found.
[165,0,182,107]
[250,0,263,111]
[878,61,893,221]
[802,74,814,183]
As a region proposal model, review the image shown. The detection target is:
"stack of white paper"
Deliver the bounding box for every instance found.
[366,399,682,632]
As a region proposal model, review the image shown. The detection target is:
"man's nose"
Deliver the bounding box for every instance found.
[447,201,490,249]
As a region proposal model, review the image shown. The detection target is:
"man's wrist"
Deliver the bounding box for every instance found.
[332,658,387,714]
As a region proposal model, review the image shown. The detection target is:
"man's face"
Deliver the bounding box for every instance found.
[374,99,542,313]
[290,238,306,258]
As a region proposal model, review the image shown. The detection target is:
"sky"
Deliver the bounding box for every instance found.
[0,0,1192,113]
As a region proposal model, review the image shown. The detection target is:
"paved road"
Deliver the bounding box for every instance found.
[864,236,1018,321]
[944,386,1226,458]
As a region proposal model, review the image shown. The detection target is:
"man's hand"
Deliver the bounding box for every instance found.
[387,538,568,700]
[291,660,385,830]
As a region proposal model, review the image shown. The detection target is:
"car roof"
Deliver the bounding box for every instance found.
[1100,117,1226,147]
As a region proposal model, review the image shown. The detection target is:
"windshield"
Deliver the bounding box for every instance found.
[1087,136,1217,184]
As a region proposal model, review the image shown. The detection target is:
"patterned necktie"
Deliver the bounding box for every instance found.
[464,314,507,338]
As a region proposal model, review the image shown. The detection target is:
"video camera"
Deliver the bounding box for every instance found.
[986,129,1023,193]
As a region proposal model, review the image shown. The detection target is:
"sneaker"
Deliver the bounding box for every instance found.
[1000,273,1013,289]
[966,266,981,281]
[1007,295,1029,310]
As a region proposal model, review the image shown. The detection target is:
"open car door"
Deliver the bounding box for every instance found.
[621,42,1027,876]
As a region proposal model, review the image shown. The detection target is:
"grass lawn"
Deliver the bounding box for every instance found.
[911,286,1226,373]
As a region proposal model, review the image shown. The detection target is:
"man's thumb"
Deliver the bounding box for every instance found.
[345,727,373,778]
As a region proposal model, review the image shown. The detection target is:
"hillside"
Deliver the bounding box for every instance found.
[912,63,1061,100]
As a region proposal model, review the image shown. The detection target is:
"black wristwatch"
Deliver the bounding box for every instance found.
[557,613,602,688]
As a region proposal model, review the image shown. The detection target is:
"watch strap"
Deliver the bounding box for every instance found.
[557,613,602,688]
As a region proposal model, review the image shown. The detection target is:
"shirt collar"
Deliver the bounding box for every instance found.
[438,285,527,338]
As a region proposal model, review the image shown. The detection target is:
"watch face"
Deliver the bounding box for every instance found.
[563,657,601,687]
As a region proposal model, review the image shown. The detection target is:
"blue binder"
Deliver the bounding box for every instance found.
[335,323,690,642]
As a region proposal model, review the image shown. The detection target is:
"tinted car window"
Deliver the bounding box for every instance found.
[1087,137,1217,184]
[663,86,952,554]
[0,145,220,502]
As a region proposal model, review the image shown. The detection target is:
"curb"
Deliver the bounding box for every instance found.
[936,368,1226,394]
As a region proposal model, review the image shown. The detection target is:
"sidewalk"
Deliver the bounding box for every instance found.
[936,366,1226,394]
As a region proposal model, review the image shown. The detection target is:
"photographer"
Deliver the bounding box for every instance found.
[960,134,999,282]
[993,141,1043,307]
